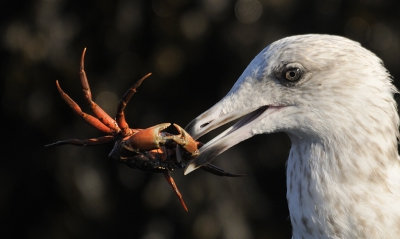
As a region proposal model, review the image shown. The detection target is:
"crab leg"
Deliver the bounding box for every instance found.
[79,48,120,133]
[116,73,152,136]
[163,171,188,211]
[45,135,115,147]
[56,80,112,134]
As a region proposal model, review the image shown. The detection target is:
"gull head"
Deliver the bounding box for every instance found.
[184,34,398,174]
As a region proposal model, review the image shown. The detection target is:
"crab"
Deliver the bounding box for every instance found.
[46,48,242,211]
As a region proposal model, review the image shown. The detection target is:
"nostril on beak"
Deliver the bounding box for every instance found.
[200,121,212,129]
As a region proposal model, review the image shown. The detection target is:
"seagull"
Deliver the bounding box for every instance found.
[183,34,400,238]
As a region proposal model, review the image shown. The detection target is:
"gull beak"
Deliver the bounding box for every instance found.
[183,102,270,175]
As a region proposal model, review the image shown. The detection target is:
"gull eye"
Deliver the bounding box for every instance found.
[285,68,301,81]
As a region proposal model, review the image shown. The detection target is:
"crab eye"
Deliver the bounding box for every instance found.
[285,68,301,81]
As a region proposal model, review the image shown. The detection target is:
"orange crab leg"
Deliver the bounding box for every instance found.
[163,171,188,211]
[45,135,115,147]
[79,48,120,133]
[56,80,112,134]
[116,73,152,136]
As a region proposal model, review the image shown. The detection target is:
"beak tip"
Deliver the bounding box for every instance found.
[184,163,199,175]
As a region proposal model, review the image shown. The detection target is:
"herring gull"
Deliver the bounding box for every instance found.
[183,34,400,238]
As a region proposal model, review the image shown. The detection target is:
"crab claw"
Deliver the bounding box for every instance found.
[126,123,171,151]
[171,124,199,163]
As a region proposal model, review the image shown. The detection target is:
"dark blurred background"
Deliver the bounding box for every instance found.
[1,0,399,238]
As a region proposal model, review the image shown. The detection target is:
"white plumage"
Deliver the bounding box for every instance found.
[184,34,400,238]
